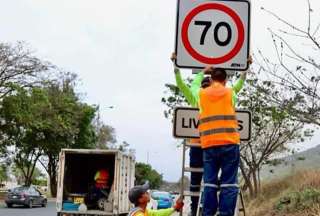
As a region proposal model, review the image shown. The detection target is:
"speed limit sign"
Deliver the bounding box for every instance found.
[175,0,251,70]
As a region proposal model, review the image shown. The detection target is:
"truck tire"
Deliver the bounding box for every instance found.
[97,197,107,210]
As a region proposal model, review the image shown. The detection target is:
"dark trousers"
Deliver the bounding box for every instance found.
[189,147,203,215]
[202,144,240,216]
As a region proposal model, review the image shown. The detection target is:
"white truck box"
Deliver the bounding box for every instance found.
[56,149,135,216]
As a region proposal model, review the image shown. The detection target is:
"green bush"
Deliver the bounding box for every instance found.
[32,179,47,186]
[275,188,320,212]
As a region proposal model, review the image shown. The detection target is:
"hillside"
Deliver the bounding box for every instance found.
[260,145,320,181]
[247,170,320,216]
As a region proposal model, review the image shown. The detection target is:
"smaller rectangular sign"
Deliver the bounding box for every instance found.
[173,107,251,141]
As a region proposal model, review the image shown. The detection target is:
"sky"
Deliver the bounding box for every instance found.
[0,0,319,182]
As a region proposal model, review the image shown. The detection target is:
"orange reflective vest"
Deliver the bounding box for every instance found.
[199,82,240,148]
[189,138,200,144]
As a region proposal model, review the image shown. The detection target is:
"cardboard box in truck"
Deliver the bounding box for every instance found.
[56,149,135,216]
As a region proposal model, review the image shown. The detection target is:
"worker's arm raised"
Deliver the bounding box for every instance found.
[171,53,203,107]
[232,55,253,94]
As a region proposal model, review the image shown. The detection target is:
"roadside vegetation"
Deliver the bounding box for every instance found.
[0,41,128,197]
[247,170,320,216]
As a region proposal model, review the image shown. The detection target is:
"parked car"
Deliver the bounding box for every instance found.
[5,186,47,208]
[150,191,173,209]
[147,191,158,210]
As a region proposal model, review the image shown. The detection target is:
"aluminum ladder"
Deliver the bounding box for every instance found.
[179,140,246,216]
[179,140,203,216]
[196,183,246,216]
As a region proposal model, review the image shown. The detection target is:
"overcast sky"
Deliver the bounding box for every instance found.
[0,0,319,181]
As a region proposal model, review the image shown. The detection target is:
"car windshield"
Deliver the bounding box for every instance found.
[12,186,28,193]
[152,192,171,199]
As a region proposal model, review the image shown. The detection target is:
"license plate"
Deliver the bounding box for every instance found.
[73,197,84,204]
[12,196,17,199]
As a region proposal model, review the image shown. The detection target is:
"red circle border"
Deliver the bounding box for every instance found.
[181,3,245,65]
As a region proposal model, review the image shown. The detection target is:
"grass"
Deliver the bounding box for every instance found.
[246,170,320,216]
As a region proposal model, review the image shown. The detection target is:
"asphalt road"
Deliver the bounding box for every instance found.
[0,201,56,216]
[0,199,190,216]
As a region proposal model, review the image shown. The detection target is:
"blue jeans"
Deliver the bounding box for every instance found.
[202,145,240,216]
[189,147,203,215]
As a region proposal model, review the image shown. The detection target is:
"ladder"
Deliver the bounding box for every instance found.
[179,140,201,216]
[180,140,246,216]
[196,182,246,216]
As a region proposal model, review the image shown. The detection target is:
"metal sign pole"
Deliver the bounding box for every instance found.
[179,139,186,216]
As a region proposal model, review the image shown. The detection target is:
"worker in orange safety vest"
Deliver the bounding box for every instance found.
[199,57,252,216]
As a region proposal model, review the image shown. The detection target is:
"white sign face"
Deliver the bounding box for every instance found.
[175,0,250,70]
[173,107,251,141]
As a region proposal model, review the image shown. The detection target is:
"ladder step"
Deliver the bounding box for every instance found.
[183,191,200,197]
[185,143,201,148]
[184,167,204,173]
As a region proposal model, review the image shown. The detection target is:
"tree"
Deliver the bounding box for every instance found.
[96,125,116,149]
[117,141,130,152]
[0,86,51,186]
[0,42,50,99]
[257,1,320,126]
[162,81,191,120]
[13,150,42,186]
[237,75,312,197]
[12,165,46,186]
[135,162,163,189]
[37,75,97,197]
[94,111,117,149]
[0,75,97,194]
[0,164,9,184]
[31,167,47,186]
[0,41,51,185]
